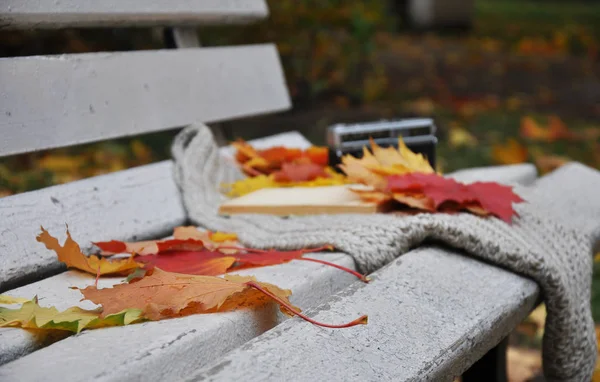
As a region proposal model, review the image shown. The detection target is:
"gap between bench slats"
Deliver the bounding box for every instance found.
[0,131,310,293]
[0,44,291,157]
[0,0,268,29]
[186,247,540,382]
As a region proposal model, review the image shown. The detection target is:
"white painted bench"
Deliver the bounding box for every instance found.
[0,1,540,381]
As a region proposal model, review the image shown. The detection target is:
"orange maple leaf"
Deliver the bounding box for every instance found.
[339,138,434,191]
[79,268,367,328]
[37,227,141,276]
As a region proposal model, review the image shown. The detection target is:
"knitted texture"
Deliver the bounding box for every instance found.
[172,123,600,381]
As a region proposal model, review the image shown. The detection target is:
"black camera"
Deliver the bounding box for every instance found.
[326,118,438,169]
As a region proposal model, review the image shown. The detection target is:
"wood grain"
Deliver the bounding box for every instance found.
[0,0,268,29]
[0,44,291,157]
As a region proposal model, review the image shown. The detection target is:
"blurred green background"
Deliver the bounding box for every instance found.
[1,2,599,379]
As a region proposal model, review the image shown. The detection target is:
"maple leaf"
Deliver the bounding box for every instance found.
[303,146,329,166]
[173,226,240,254]
[136,250,236,276]
[387,173,524,223]
[339,137,434,189]
[80,268,367,328]
[273,162,330,182]
[94,238,206,256]
[98,228,368,281]
[232,140,330,177]
[38,227,142,276]
[222,169,348,198]
[0,295,29,304]
[221,246,370,282]
[0,297,143,333]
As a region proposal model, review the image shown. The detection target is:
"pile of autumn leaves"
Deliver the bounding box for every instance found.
[230,137,524,223]
[0,227,368,333]
[223,140,347,197]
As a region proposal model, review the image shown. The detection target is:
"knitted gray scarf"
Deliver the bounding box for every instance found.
[171,124,600,381]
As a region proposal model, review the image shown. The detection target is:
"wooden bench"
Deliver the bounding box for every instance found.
[0,1,540,381]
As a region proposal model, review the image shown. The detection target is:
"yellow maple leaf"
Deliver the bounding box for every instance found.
[210,232,239,243]
[222,168,347,198]
[0,295,29,304]
[339,137,435,192]
[0,297,143,333]
[37,227,142,276]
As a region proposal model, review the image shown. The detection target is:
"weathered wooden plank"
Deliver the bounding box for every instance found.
[0,161,185,292]
[0,252,358,375]
[185,247,540,382]
[0,0,268,29]
[0,131,310,293]
[448,163,537,185]
[0,44,291,157]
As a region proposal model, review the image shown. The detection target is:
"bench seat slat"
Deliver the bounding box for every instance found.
[0,131,311,292]
[0,252,359,376]
[0,44,291,157]
[186,247,540,382]
[0,0,268,29]
[0,161,185,292]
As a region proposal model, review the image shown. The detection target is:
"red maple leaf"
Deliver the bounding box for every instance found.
[387,173,523,223]
[136,250,236,276]
[273,162,330,182]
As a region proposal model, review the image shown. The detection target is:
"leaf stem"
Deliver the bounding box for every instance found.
[246,281,368,329]
[217,245,333,254]
[95,265,101,288]
[297,257,370,283]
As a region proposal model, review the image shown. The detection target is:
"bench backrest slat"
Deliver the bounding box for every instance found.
[0,0,268,29]
[0,44,291,157]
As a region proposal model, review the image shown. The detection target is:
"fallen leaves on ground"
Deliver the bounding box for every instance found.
[520,115,576,142]
[491,138,529,165]
[340,139,523,223]
[0,297,143,333]
[448,124,478,148]
[38,227,142,276]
